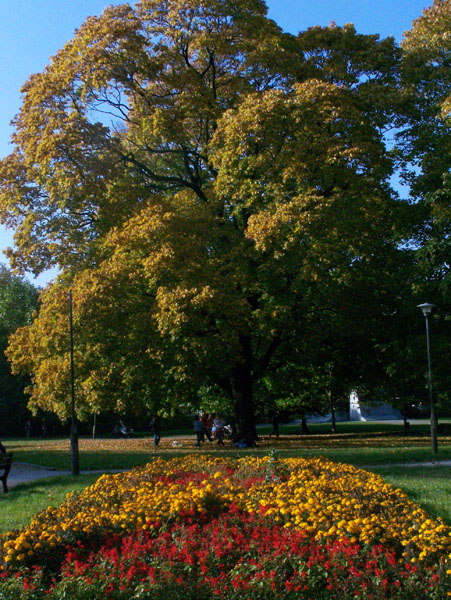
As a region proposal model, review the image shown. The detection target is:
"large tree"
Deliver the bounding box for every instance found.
[0,0,297,275]
[2,0,411,443]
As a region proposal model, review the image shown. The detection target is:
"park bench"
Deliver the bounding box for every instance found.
[0,452,13,493]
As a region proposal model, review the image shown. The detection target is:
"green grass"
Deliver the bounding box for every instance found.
[366,466,451,525]
[4,443,451,471]
[11,448,154,471]
[0,474,100,534]
[237,446,451,463]
[1,418,449,471]
[261,421,431,436]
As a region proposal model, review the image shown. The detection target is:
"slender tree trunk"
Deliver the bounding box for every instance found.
[329,389,336,434]
[230,337,257,447]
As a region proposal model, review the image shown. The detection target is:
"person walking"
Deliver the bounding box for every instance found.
[213,414,225,446]
[201,413,212,441]
[269,412,280,439]
[194,415,204,447]
[150,415,161,446]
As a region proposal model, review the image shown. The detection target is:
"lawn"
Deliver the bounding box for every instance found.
[0,420,449,534]
[0,474,100,534]
[367,465,451,525]
[2,419,450,470]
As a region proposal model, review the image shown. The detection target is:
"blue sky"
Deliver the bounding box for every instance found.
[0,0,431,285]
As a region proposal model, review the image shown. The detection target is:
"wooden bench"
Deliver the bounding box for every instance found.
[0,453,13,493]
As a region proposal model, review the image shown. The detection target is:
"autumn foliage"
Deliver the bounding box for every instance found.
[0,0,450,435]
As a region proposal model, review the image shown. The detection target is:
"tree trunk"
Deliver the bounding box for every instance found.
[403,415,410,435]
[329,389,337,434]
[230,337,257,447]
[300,414,310,435]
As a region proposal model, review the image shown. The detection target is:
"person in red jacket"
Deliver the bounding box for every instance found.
[201,413,213,441]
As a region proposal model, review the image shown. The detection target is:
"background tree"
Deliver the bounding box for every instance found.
[398,0,450,416]
[0,266,39,435]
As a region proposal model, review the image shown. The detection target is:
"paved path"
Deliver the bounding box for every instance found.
[5,460,451,489]
[6,462,125,489]
[362,460,451,469]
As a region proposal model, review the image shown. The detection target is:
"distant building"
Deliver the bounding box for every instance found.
[305,391,402,423]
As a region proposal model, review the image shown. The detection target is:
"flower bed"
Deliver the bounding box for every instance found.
[0,456,449,598]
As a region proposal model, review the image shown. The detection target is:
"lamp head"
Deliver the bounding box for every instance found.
[417,303,435,316]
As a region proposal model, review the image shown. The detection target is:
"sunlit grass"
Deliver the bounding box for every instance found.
[367,465,451,525]
[2,429,450,470]
[0,474,100,534]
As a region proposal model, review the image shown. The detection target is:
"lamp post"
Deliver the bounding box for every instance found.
[417,303,438,454]
[69,290,80,474]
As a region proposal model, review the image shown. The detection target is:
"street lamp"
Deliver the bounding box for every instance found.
[417,303,438,454]
[69,290,80,474]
